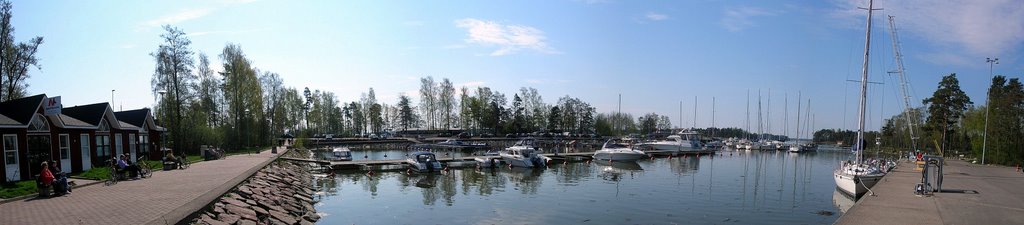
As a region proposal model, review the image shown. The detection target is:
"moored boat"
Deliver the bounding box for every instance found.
[406,152,443,173]
[327,147,353,161]
[593,140,646,162]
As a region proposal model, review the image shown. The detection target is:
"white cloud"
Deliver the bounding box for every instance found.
[831,0,1024,56]
[720,6,780,32]
[918,52,974,67]
[646,12,669,21]
[142,8,212,27]
[454,18,558,56]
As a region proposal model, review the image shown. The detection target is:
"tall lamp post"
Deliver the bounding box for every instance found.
[982,57,998,165]
[245,109,250,154]
[158,90,169,155]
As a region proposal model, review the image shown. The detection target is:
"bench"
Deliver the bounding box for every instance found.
[163,161,177,171]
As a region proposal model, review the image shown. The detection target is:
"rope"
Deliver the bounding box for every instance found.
[858,176,877,197]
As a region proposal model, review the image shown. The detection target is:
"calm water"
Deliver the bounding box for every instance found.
[312,148,856,224]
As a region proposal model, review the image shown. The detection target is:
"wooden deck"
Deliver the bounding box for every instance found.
[280,149,715,170]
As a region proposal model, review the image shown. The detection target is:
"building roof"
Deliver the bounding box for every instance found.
[0,113,18,126]
[114,108,163,131]
[0,94,46,126]
[47,114,94,129]
[62,103,110,126]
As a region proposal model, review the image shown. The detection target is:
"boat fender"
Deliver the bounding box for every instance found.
[367,170,375,176]
[407,168,413,175]
[668,155,672,159]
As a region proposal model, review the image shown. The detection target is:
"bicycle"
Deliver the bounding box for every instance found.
[178,153,190,170]
[136,156,153,179]
[104,159,124,186]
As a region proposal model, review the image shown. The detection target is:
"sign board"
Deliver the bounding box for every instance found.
[44,96,61,116]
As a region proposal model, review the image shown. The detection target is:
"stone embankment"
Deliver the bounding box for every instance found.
[190,155,318,225]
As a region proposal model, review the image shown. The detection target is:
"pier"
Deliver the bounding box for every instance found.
[835,160,1024,224]
[281,149,716,170]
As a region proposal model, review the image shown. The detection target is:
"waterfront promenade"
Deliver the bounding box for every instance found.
[836,159,1024,224]
[0,148,283,225]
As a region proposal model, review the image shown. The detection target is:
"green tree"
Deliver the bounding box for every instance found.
[151,25,196,154]
[0,0,43,101]
[922,73,972,156]
[398,94,415,131]
[220,43,264,150]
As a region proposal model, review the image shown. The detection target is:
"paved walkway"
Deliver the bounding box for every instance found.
[0,148,285,225]
[836,160,1024,224]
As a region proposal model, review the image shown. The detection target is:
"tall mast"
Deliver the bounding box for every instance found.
[887,15,919,151]
[712,97,716,137]
[693,96,698,128]
[795,92,802,145]
[746,90,750,140]
[855,0,879,162]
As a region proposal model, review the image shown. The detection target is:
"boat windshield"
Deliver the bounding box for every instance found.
[334,151,351,157]
[417,154,435,162]
[605,143,628,149]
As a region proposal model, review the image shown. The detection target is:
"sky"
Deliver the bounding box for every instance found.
[8,0,1024,136]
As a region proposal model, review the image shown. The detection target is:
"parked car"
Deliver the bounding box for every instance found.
[505,133,517,138]
[457,132,471,139]
[369,134,381,140]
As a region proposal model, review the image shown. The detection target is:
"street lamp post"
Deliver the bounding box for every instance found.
[245,109,250,154]
[158,90,168,155]
[982,57,998,165]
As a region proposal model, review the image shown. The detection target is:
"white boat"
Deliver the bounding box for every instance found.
[834,0,886,198]
[474,156,502,168]
[593,140,647,162]
[501,138,550,168]
[327,147,353,161]
[637,131,703,152]
[406,152,443,173]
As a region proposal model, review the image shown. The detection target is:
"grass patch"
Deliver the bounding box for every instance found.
[0,180,38,199]
[71,167,111,181]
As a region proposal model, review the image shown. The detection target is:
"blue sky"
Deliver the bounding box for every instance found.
[9,0,1024,135]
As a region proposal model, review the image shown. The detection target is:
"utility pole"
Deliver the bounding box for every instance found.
[983,57,998,164]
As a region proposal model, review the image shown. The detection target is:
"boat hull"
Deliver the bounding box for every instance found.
[834,171,883,197]
[642,143,702,152]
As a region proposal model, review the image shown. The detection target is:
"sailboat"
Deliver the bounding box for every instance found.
[833,0,886,197]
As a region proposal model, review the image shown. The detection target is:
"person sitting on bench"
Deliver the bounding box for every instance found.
[38,161,54,197]
[116,155,140,179]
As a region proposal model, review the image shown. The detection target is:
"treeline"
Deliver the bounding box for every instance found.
[872,73,1024,166]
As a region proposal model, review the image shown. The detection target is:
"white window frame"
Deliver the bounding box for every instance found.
[3,135,17,165]
[59,134,70,160]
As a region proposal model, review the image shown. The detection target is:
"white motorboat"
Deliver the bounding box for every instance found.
[593,140,646,162]
[501,138,550,168]
[474,156,502,168]
[406,152,443,173]
[634,133,700,152]
[327,147,353,161]
[834,0,886,198]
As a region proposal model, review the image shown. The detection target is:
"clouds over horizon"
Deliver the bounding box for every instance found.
[454,18,558,56]
[831,0,1024,58]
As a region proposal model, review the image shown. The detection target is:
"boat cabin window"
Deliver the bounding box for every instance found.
[417,154,434,162]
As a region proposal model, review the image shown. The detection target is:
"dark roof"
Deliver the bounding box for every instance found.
[0,94,46,125]
[113,108,150,128]
[58,115,93,127]
[62,103,110,126]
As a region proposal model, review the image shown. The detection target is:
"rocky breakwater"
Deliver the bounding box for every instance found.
[190,160,318,225]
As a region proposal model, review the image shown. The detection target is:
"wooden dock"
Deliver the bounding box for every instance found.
[835,160,1024,224]
[280,149,715,170]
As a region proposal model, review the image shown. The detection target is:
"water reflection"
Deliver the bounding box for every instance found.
[832,188,855,214]
[316,150,851,224]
